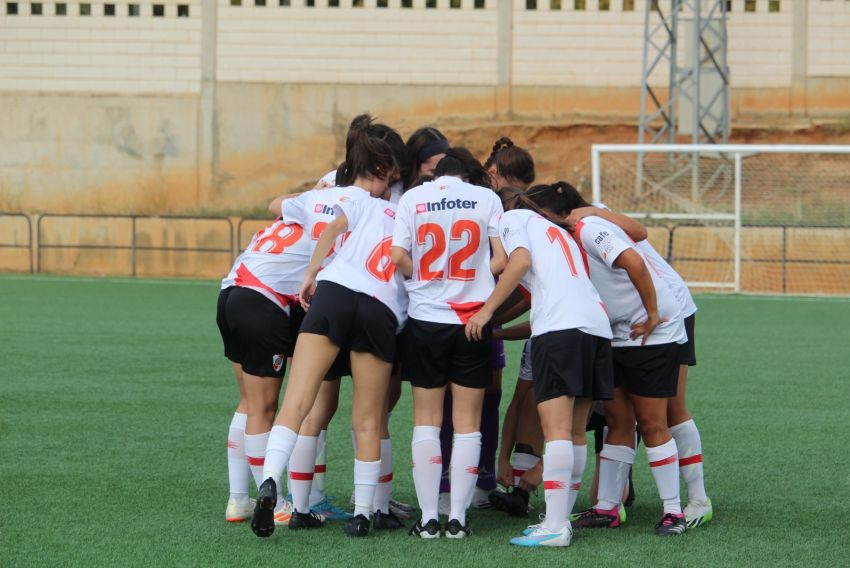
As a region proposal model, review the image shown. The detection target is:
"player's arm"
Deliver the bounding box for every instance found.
[268,192,306,216]
[613,249,665,344]
[495,321,531,341]
[492,289,530,327]
[489,236,508,276]
[567,206,648,242]
[466,247,531,341]
[497,379,534,488]
[391,247,414,279]
[300,215,349,309]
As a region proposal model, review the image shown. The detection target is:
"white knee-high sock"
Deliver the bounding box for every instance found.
[511,451,540,487]
[670,419,708,502]
[309,429,328,507]
[543,440,574,532]
[412,426,442,524]
[288,435,319,513]
[244,431,270,490]
[449,432,482,525]
[353,459,381,518]
[596,444,635,512]
[373,438,393,513]
[262,425,298,501]
[647,438,682,515]
[567,444,587,515]
[227,412,251,500]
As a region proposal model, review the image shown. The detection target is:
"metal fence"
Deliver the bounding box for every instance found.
[1,212,848,294]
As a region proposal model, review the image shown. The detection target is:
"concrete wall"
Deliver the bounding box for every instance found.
[1,0,849,215]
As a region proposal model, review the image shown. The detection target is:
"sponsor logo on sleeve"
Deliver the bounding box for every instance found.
[384,208,396,219]
[314,203,335,215]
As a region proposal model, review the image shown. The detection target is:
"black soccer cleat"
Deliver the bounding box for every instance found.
[409,518,441,539]
[655,513,687,536]
[373,510,404,531]
[572,507,622,529]
[251,477,278,538]
[444,518,472,539]
[288,510,326,530]
[488,488,530,517]
[344,514,371,538]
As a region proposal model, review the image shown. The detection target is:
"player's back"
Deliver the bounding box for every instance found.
[394,176,503,324]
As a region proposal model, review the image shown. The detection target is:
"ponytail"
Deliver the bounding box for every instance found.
[497,186,570,230]
[484,136,536,187]
[336,114,399,187]
[525,181,589,216]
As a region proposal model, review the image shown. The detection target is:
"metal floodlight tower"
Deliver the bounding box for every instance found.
[636,0,730,200]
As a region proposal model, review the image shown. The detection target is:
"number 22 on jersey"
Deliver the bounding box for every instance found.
[417,220,480,281]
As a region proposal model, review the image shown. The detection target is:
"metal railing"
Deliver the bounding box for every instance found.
[0,213,34,273]
[34,214,234,277]
[0,212,847,294]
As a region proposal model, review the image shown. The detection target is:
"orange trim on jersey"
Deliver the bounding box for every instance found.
[234,263,296,309]
[571,220,591,275]
[447,301,485,325]
[679,454,702,467]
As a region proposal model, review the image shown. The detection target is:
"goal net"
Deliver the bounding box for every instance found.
[592,144,850,296]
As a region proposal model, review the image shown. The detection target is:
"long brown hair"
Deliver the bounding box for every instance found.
[336,114,399,187]
[497,186,570,230]
[484,137,536,187]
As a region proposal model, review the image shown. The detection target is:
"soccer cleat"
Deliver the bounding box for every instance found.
[389,498,415,514]
[409,518,441,539]
[251,478,278,538]
[373,510,404,530]
[655,512,687,536]
[225,497,254,523]
[510,525,573,548]
[273,500,293,525]
[445,518,472,539]
[344,514,371,538]
[684,498,713,528]
[288,510,326,530]
[470,487,493,509]
[522,514,546,536]
[489,488,530,517]
[571,506,621,529]
[311,497,353,521]
[570,504,626,523]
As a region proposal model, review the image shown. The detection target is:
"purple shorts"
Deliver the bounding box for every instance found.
[491,325,506,370]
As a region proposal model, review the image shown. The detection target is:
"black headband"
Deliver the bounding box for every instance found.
[418,139,449,163]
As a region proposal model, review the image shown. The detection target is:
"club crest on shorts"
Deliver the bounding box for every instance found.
[272,354,285,372]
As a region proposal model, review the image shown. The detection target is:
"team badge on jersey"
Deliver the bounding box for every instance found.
[272,354,285,372]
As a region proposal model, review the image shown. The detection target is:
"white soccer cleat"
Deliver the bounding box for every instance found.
[510,524,573,548]
[273,500,294,525]
[225,497,254,523]
[684,498,713,528]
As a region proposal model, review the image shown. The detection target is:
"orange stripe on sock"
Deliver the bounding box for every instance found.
[247,456,265,466]
[290,471,314,480]
[314,464,327,474]
[649,455,678,468]
[378,473,394,483]
[679,454,702,467]
[543,480,567,490]
[429,456,443,465]
[570,482,582,491]
[465,466,480,475]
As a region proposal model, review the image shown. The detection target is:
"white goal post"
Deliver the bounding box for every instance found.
[591,144,850,294]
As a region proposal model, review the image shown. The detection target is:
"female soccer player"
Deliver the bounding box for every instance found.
[465,187,614,548]
[217,210,313,523]
[403,127,449,189]
[250,114,407,540]
[391,148,506,539]
[567,204,712,527]
[527,182,689,536]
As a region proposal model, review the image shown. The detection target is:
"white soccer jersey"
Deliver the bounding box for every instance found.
[319,169,404,205]
[281,185,370,264]
[220,219,312,312]
[573,216,686,347]
[594,202,697,318]
[392,176,503,325]
[499,209,612,339]
[317,197,409,331]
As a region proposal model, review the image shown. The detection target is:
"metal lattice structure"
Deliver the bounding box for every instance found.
[636,0,731,200]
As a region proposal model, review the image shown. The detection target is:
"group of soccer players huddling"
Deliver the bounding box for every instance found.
[216,114,713,548]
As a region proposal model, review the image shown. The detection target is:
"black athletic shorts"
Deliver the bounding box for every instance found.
[403,317,493,389]
[216,286,293,378]
[299,281,398,363]
[612,342,681,398]
[678,314,697,366]
[530,329,614,403]
[290,303,350,379]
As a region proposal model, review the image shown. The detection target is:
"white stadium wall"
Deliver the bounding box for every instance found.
[1,0,849,214]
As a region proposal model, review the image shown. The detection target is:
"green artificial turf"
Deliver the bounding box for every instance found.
[1,275,849,567]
